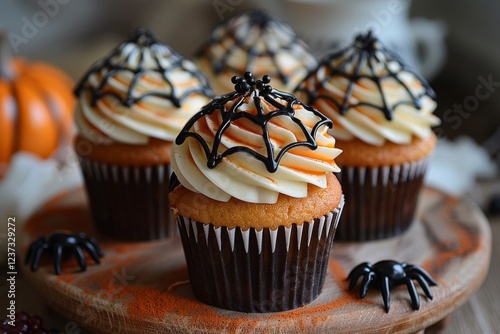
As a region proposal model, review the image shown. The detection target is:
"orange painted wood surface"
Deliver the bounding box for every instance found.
[20,188,491,334]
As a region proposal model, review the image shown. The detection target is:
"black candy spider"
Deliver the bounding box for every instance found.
[347,260,437,313]
[24,232,104,275]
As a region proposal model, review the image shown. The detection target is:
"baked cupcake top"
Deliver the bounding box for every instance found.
[296,31,440,146]
[195,10,318,94]
[171,72,341,204]
[74,28,213,145]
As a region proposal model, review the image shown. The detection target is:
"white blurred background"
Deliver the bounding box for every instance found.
[1,0,499,145]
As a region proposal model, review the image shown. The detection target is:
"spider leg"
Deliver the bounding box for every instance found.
[53,245,64,275]
[404,265,437,286]
[24,241,38,265]
[403,277,420,310]
[84,235,104,257]
[30,246,46,272]
[25,238,45,264]
[407,273,433,300]
[347,263,371,290]
[348,262,371,280]
[349,269,370,291]
[81,240,102,264]
[381,276,391,313]
[360,272,376,298]
[73,246,87,272]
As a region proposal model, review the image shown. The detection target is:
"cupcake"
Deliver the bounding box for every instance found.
[295,31,440,241]
[169,72,344,312]
[74,29,213,241]
[195,10,317,95]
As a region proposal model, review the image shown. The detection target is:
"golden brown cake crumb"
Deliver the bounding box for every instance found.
[74,135,171,166]
[335,133,437,167]
[170,172,342,230]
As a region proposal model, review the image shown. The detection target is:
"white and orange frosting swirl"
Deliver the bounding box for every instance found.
[75,29,213,145]
[296,32,440,146]
[196,10,318,95]
[171,74,341,204]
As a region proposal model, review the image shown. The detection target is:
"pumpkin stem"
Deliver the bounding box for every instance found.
[0,31,14,80]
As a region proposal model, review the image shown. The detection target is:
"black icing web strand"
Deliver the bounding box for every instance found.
[366,49,393,120]
[266,89,333,130]
[126,69,144,106]
[75,29,159,96]
[161,59,213,107]
[269,52,291,85]
[129,28,158,47]
[299,50,431,118]
[205,94,251,167]
[261,92,293,113]
[176,73,330,173]
[248,9,273,27]
[382,59,424,111]
[179,112,321,173]
[300,31,436,121]
[313,90,430,120]
[75,29,213,107]
[354,30,377,49]
[87,67,182,107]
[197,10,304,83]
[375,42,436,100]
[338,50,367,116]
[407,68,436,100]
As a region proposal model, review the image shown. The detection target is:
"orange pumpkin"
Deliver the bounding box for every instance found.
[0,33,75,176]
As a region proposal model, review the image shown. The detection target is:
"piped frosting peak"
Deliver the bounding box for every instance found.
[195,10,318,94]
[74,28,213,144]
[296,31,440,146]
[172,72,341,204]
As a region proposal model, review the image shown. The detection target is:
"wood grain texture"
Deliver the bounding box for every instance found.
[19,188,491,334]
[442,180,500,334]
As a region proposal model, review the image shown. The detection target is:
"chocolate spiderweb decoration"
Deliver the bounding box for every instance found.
[75,28,212,107]
[176,72,332,173]
[298,31,436,121]
[197,10,311,86]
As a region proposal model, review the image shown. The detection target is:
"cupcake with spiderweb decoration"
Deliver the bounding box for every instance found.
[74,28,213,241]
[195,10,318,95]
[295,31,441,241]
[169,72,344,312]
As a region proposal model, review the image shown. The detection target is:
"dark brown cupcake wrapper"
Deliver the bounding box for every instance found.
[78,157,175,241]
[177,197,344,313]
[336,158,428,241]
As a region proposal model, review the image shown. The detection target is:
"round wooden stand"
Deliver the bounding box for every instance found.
[20,188,491,334]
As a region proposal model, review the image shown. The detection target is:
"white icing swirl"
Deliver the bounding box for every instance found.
[196,10,318,95]
[75,32,212,145]
[297,38,440,146]
[172,89,341,204]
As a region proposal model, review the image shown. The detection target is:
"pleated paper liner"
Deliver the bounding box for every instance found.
[336,158,428,241]
[78,157,175,241]
[177,197,344,313]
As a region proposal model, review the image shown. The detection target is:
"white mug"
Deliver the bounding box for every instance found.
[283,0,447,79]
